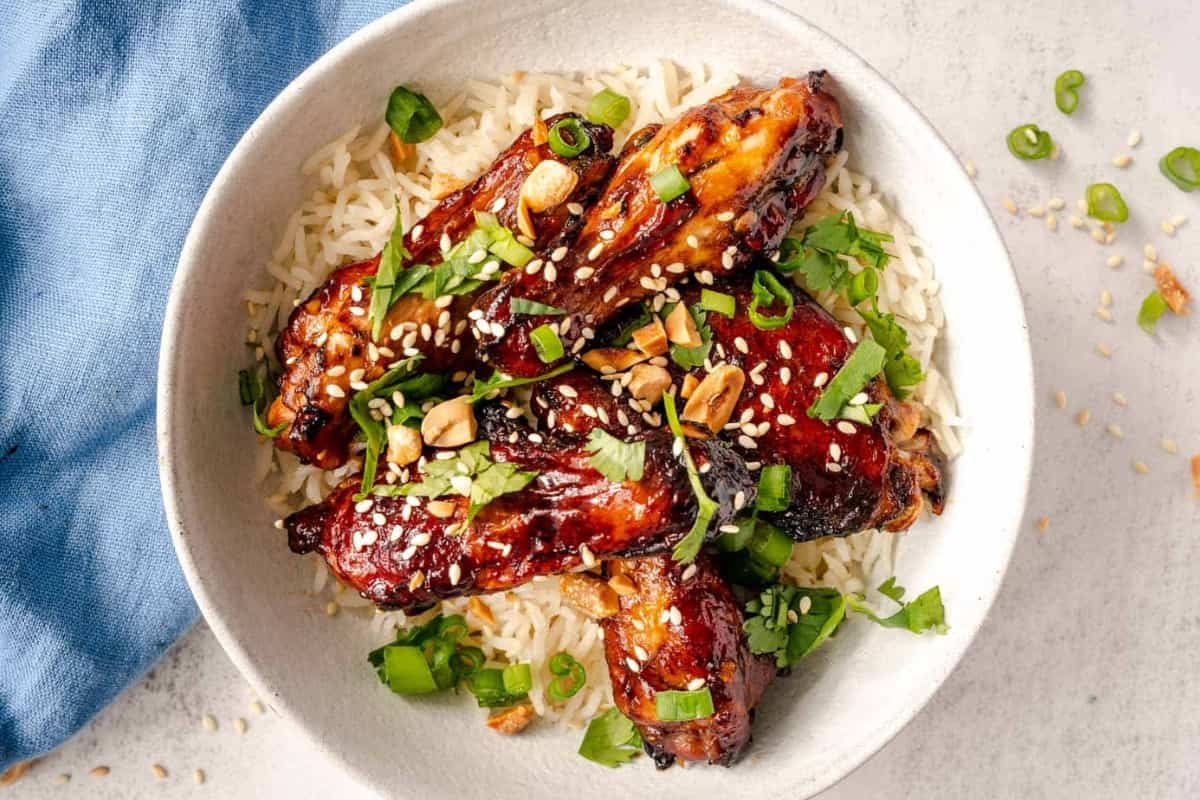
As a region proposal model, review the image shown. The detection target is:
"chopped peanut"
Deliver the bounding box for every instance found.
[486,703,535,735]
[430,172,466,200]
[559,573,620,618]
[427,500,457,519]
[608,573,638,597]
[532,117,549,147]
[664,302,702,347]
[468,596,496,626]
[1155,263,1192,315]
[0,761,33,787]
[682,364,746,433]
[627,364,672,405]
[631,317,669,357]
[386,424,423,466]
[388,131,414,166]
[680,373,700,400]
[516,196,536,240]
[1192,454,1200,498]
[582,347,648,373]
[521,160,579,213]
[421,397,477,448]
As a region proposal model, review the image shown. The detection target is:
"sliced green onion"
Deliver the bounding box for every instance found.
[748,270,794,330]
[451,646,485,678]
[1054,70,1084,114]
[698,288,736,318]
[716,516,756,552]
[530,323,565,363]
[1006,124,1053,160]
[503,663,532,694]
[510,298,567,316]
[1085,182,1129,223]
[239,366,287,437]
[649,164,690,203]
[755,464,792,512]
[847,267,878,307]
[380,645,439,694]
[586,89,631,128]
[474,211,535,267]
[468,663,532,708]
[838,402,882,425]
[547,652,587,701]
[548,118,591,158]
[1138,290,1169,335]
[1159,146,1200,192]
[237,370,255,405]
[807,338,887,422]
[747,521,793,568]
[385,85,443,144]
[654,688,715,722]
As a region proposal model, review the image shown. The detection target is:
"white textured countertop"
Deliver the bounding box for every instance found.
[10,0,1200,796]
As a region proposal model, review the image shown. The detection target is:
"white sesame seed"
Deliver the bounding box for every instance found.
[798,595,812,614]
[1002,197,1018,215]
[348,306,366,317]
[698,270,714,285]
[1112,154,1132,168]
[1161,438,1179,454]
[626,657,641,673]
[551,246,568,262]
[587,243,604,261]
[1054,390,1068,410]
[599,229,615,241]
[1170,214,1188,227]
[1144,244,1158,261]
[686,234,699,249]
[490,322,505,338]
[734,336,749,354]
[836,420,856,435]
[813,372,828,388]
[544,263,557,282]
[686,677,707,691]
[733,491,746,511]
[1133,460,1149,475]
[1091,228,1106,243]
[717,211,735,222]
[633,645,650,661]
[440,233,451,252]
[1128,130,1142,148]
[1096,343,1112,358]
[669,605,682,625]
[351,285,363,302]
[1069,215,1084,229]
[761,394,775,410]
[567,202,584,215]
[448,563,462,586]
[849,392,869,406]
[829,443,842,461]
[1046,214,1058,231]
[844,326,858,344]
[468,249,487,264]
[1107,423,1125,439]
[489,197,505,213]
[1028,206,1046,218]
[202,713,218,732]
[1161,220,1177,236]
[1107,255,1123,269]
[681,564,698,582]
[1095,308,1112,322]
[666,261,686,274]
[779,367,791,385]
[965,160,977,178]
[325,384,346,398]
[575,266,595,280]
[826,462,842,473]
[411,224,424,240]
[1048,197,1065,210]
[738,435,758,449]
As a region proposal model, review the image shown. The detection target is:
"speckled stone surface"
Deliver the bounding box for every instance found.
[11,0,1200,796]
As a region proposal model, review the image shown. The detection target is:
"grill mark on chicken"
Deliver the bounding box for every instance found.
[471,74,842,377]
[266,114,615,468]
[285,404,754,611]
[602,554,775,767]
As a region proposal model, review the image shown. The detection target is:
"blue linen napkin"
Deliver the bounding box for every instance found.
[0,0,406,769]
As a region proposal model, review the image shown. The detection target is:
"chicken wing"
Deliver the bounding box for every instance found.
[472,73,843,377]
[266,114,616,468]
[602,553,776,767]
[285,403,754,610]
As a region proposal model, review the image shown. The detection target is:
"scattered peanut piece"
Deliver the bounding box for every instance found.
[1036,516,1050,533]
[1154,263,1191,315]
[627,363,672,405]
[664,302,702,347]
[234,717,248,735]
[1191,455,1200,497]
[421,397,477,448]
[559,573,620,619]
[427,499,458,519]
[1075,409,1091,427]
[682,364,746,434]
[386,424,423,467]
[680,373,700,400]
[608,573,638,597]
[89,766,110,778]
[1054,390,1067,410]
[1107,423,1125,439]
[389,131,414,166]
[1111,392,1128,407]
[429,172,466,200]
[151,764,168,781]
[1161,438,1179,454]
[193,769,207,785]
[201,713,218,732]
[1133,460,1149,475]
[0,761,33,787]
[1095,344,1112,358]
[468,596,496,626]
[582,347,648,373]
[631,317,669,357]
[486,703,536,735]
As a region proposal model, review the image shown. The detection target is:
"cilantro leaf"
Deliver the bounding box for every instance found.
[846,585,948,634]
[510,298,568,316]
[585,429,646,483]
[609,303,654,347]
[877,576,905,602]
[858,307,925,398]
[468,363,574,403]
[378,440,538,522]
[367,201,413,340]
[775,212,892,295]
[468,460,538,521]
[784,589,847,664]
[578,708,643,768]
[743,585,847,667]
[661,391,719,562]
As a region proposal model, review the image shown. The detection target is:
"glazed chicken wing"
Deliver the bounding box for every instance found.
[285,403,754,610]
[472,74,843,377]
[602,554,776,767]
[266,114,615,468]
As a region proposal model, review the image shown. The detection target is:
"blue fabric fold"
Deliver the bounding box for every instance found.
[0,0,405,768]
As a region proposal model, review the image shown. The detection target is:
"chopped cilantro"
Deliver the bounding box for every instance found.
[468,363,574,403]
[585,429,646,483]
[807,338,886,422]
[858,307,924,398]
[662,391,718,562]
[578,708,643,768]
[378,441,538,522]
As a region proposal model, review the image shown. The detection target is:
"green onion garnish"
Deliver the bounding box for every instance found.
[510,298,567,316]
[807,338,887,422]
[1137,290,1169,335]
[1085,182,1129,223]
[1054,70,1085,115]
[755,464,792,512]
[474,211,534,267]
[468,663,533,708]
[547,652,587,701]
[379,645,439,694]
[649,164,690,203]
[698,288,736,318]
[586,88,631,128]
[385,85,443,144]
[847,267,878,307]
[654,688,715,722]
[530,323,565,363]
[368,614,481,695]
[662,391,718,563]
[1159,146,1200,192]
[548,118,591,158]
[367,200,410,341]
[1006,124,1054,160]
[838,402,882,425]
[747,521,793,568]
[747,270,795,330]
[238,365,287,437]
[715,516,756,552]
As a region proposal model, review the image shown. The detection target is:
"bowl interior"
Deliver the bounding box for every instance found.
[158,1,1032,797]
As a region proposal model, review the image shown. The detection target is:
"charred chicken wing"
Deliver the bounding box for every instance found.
[267,114,615,468]
[473,74,843,376]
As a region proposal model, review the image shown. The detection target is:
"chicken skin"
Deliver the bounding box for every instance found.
[602,554,776,767]
[285,403,754,611]
[472,73,843,377]
[266,114,615,468]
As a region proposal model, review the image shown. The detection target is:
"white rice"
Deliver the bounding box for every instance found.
[243,62,961,727]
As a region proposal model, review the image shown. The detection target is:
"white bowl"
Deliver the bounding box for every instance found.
[157,0,1033,796]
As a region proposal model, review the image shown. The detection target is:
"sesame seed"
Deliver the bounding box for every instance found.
[468,248,487,264]
[965,160,977,178]
[448,563,462,586]
[1028,206,1046,218]
[575,266,595,280]
[826,462,842,473]
[1128,130,1142,148]
[1075,409,1091,427]
[626,657,641,673]
[1161,438,1179,453]
[1054,390,1068,409]
[273,518,284,530]
[350,285,363,302]
[1095,307,1112,322]
[1048,197,1065,210]
[1144,244,1158,261]
[633,645,650,661]
[372,512,386,526]
[733,491,747,510]
[686,677,707,691]
[1045,214,1058,231]
[738,435,757,449]
[844,326,858,344]
[193,769,206,785]
[698,270,714,285]
[1161,220,1177,236]
[670,606,682,625]
[798,595,812,614]
[1170,213,1188,227]
[1002,197,1018,215]
[1133,460,1149,475]
[836,420,856,435]
[1024,128,1039,145]
[152,764,168,780]
[440,233,451,252]
[489,197,505,213]
[490,321,505,337]
[551,246,568,262]
[1091,228,1106,243]
[1112,154,1132,168]
[681,564,698,581]
[202,713,218,732]
[1143,259,1157,273]
[599,229,615,241]
[1107,423,1124,439]
[543,264,558,282]
[580,544,596,567]
[567,202,584,215]
[666,261,686,274]
[1069,215,1085,229]
[813,372,828,388]
[587,243,604,261]
[734,336,749,354]
[780,367,791,385]
[234,717,248,734]
[1107,255,1123,269]
[829,443,842,461]
[717,210,735,222]
[721,251,735,269]
[325,600,339,616]
[778,414,796,426]
[787,609,799,623]
[1112,392,1127,406]
[1096,344,1112,358]
[408,571,425,591]
[849,392,869,406]
[686,235,700,249]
